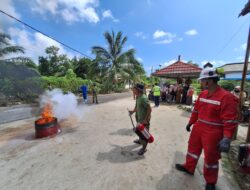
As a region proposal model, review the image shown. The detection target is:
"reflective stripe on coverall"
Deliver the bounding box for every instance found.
[183,86,238,184]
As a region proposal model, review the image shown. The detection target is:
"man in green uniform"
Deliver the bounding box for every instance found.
[153,83,161,107]
[92,83,98,104]
[129,83,152,155]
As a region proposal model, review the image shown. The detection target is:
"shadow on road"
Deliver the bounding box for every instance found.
[109,128,134,136]
[96,144,145,163]
[180,110,191,118]
[156,151,202,190]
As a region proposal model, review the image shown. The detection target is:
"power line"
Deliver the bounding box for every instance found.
[0,9,93,60]
[213,17,250,59]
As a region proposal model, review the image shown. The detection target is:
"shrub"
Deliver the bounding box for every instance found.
[42,76,91,93]
[0,61,43,105]
[219,80,237,91]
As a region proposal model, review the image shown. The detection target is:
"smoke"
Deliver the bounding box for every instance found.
[40,88,80,121]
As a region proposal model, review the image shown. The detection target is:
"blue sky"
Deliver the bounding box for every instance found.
[1,0,250,75]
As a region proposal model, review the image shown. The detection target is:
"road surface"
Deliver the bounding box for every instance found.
[0,96,241,190]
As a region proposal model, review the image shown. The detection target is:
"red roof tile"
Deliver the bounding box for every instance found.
[152,61,202,78]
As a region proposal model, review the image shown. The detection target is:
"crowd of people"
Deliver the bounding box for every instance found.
[148,80,195,107]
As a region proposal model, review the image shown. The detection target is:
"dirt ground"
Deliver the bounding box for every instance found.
[0,96,243,190]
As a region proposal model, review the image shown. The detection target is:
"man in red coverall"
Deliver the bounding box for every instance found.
[175,68,239,190]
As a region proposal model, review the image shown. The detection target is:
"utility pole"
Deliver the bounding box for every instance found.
[245,28,250,142]
[239,0,250,142]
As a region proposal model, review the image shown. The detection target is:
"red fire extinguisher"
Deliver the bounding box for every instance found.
[136,123,154,143]
[127,108,154,143]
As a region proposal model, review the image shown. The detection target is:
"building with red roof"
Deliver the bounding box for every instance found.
[152,56,202,79]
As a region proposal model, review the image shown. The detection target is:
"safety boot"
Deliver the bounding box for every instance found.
[133,139,141,144]
[205,183,215,190]
[175,164,194,175]
[137,148,147,155]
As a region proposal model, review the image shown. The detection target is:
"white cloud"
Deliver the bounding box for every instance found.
[134,32,147,40]
[234,43,247,52]
[153,30,168,39]
[102,10,119,22]
[241,43,247,50]
[153,30,176,44]
[32,0,58,15]
[155,38,173,44]
[163,59,177,66]
[236,56,244,61]
[185,29,198,36]
[201,60,226,67]
[6,27,76,63]
[32,0,100,24]
[161,58,188,67]
[0,0,21,28]
[61,9,79,23]
[125,45,135,50]
[137,57,143,63]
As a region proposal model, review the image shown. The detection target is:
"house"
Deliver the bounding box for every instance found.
[152,56,202,79]
[219,62,250,80]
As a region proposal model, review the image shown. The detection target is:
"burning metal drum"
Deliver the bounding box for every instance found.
[35,117,61,138]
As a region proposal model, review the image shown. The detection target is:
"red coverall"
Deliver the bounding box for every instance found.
[183,86,238,184]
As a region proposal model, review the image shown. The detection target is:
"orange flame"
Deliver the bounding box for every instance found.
[36,103,55,124]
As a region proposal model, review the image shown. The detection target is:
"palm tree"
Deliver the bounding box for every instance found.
[92,31,144,88]
[0,32,25,60]
[0,32,38,70]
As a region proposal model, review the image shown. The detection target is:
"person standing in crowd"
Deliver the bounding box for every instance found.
[176,83,182,104]
[170,84,178,103]
[175,68,239,190]
[80,84,88,103]
[47,83,53,91]
[153,83,161,107]
[186,86,194,105]
[161,84,167,102]
[92,83,98,104]
[181,83,189,104]
[129,83,152,155]
[231,85,247,103]
[166,84,171,103]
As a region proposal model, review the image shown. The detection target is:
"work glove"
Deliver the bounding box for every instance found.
[218,137,231,153]
[186,123,192,132]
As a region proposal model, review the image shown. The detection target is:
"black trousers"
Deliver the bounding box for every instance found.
[154,96,160,106]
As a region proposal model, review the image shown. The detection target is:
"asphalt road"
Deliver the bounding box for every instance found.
[0,92,131,125]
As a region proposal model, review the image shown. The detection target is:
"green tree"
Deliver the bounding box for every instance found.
[72,57,92,79]
[92,31,145,88]
[38,46,72,76]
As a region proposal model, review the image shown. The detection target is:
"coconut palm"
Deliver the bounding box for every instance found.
[0,32,39,71]
[0,32,25,60]
[92,31,144,88]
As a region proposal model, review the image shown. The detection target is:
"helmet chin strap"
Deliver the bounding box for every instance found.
[205,81,209,87]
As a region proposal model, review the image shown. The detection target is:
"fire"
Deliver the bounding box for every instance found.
[36,103,55,124]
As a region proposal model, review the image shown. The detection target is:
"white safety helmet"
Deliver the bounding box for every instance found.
[198,68,219,80]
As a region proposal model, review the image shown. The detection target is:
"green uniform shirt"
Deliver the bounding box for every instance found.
[92,86,98,94]
[135,94,150,124]
[153,86,161,96]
